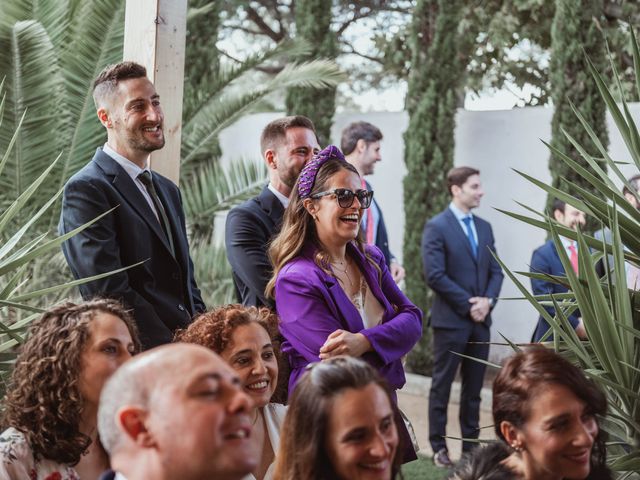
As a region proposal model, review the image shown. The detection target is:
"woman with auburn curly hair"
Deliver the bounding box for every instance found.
[176,304,284,480]
[0,299,140,480]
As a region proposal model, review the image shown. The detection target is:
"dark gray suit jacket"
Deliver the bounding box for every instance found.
[59,148,205,348]
[225,186,284,307]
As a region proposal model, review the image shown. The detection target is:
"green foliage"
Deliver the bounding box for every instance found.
[285,0,338,144]
[402,0,467,375]
[501,31,640,470]
[547,0,608,232]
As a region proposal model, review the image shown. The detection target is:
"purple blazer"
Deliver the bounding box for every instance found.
[275,242,423,394]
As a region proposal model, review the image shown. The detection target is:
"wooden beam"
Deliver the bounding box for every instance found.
[123,0,187,184]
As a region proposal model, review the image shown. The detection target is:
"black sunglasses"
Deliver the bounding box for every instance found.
[311,188,374,209]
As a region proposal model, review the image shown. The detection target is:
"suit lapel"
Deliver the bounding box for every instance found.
[444,208,476,263]
[94,150,174,256]
[257,186,285,231]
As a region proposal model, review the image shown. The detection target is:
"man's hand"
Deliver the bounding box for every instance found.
[575,318,587,340]
[390,260,406,283]
[469,297,491,323]
[319,330,372,359]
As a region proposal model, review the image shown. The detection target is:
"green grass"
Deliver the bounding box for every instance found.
[402,456,450,479]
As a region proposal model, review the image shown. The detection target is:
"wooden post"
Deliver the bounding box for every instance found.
[123,0,187,184]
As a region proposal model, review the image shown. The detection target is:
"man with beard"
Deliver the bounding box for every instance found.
[225,116,319,307]
[59,62,205,349]
[530,198,587,341]
[341,121,405,283]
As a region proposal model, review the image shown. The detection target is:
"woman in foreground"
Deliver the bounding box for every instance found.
[274,356,403,480]
[176,304,285,480]
[450,347,611,480]
[0,299,140,480]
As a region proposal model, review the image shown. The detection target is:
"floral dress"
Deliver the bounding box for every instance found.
[0,428,79,480]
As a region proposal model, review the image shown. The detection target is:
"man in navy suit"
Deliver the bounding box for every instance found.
[59,62,205,349]
[225,116,319,307]
[422,166,503,466]
[341,121,405,282]
[530,199,587,341]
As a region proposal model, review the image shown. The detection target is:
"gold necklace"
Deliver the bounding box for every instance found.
[331,258,353,287]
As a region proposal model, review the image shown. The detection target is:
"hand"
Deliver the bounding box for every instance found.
[469,297,490,323]
[390,261,406,283]
[575,318,587,340]
[319,330,372,359]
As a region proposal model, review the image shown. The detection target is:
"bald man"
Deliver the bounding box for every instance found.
[98,344,258,480]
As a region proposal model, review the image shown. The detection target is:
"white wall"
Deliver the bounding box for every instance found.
[218,105,640,362]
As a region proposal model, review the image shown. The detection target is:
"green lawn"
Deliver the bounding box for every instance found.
[402,456,450,479]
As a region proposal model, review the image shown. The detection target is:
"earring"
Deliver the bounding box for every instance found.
[313,214,318,221]
[511,443,523,453]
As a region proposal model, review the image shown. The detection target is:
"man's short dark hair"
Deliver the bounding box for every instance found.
[552,198,566,215]
[93,61,148,108]
[260,116,317,155]
[340,121,383,155]
[623,174,640,196]
[446,166,480,195]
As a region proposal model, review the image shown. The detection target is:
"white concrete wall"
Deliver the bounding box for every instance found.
[218,105,640,362]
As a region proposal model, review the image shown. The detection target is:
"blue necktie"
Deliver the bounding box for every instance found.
[462,216,478,258]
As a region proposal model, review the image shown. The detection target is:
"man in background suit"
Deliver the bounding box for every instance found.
[341,121,405,282]
[59,62,205,349]
[530,199,586,341]
[97,344,257,480]
[225,116,319,307]
[422,166,503,467]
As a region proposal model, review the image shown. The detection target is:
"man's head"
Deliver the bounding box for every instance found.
[447,166,483,213]
[260,116,320,197]
[98,343,257,480]
[623,174,640,209]
[552,199,586,231]
[93,62,165,166]
[340,121,383,176]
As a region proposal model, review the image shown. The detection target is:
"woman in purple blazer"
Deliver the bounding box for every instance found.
[266,145,422,459]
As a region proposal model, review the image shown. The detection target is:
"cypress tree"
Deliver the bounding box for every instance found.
[547,0,608,227]
[403,0,466,374]
[285,0,337,144]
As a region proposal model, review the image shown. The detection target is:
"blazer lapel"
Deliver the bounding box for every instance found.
[257,186,285,230]
[94,150,174,256]
[444,208,477,263]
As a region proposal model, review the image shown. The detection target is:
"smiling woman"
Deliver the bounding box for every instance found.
[175,305,285,480]
[451,347,612,480]
[273,356,403,480]
[0,299,140,480]
[265,145,422,463]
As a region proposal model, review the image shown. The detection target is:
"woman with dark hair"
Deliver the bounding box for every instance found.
[274,356,402,480]
[450,347,611,480]
[266,145,422,460]
[176,305,285,480]
[0,299,140,480]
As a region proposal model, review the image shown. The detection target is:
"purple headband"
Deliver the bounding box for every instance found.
[298,145,346,198]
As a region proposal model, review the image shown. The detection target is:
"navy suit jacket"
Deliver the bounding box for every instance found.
[530,239,581,340]
[225,186,284,307]
[422,208,503,329]
[59,148,205,348]
[365,180,393,267]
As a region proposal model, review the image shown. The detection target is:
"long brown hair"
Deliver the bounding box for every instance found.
[493,347,611,480]
[273,356,403,480]
[266,157,379,298]
[1,299,140,465]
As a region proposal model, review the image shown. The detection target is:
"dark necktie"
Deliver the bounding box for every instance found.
[138,170,175,257]
[462,216,478,258]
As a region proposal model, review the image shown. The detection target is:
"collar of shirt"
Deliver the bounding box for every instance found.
[560,235,577,251]
[449,201,473,222]
[267,183,289,208]
[114,473,128,480]
[103,143,150,181]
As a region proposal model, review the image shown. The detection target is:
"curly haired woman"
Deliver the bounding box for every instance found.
[176,305,285,480]
[0,299,140,480]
